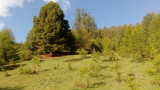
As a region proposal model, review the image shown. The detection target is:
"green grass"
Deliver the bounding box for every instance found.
[0,55,160,90]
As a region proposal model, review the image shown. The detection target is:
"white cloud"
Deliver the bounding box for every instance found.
[0,22,5,30]
[0,0,70,17]
[0,0,34,17]
[43,0,71,12]
[61,0,70,12]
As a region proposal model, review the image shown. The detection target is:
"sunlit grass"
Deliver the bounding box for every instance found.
[0,55,159,90]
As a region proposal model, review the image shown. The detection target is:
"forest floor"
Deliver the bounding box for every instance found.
[0,55,159,90]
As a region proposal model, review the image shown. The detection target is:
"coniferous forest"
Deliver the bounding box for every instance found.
[1,1,160,90]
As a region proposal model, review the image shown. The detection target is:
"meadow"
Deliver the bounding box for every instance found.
[0,54,159,90]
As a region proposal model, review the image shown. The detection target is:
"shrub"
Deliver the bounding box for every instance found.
[18,64,32,74]
[31,56,40,73]
[152,54,160,73]
[78,48,88,59]
[131,54,144,62]
[79,60,102,77]
[92,50,101,62]
[74,76,93,88]
[53,63,60,70]
[109,52,119,61]
[19,50,32,61]
[67,62,73,71]
[115,72,122,82]
[154,74,160,86]
[125,76,138,90]
[18,64,24,74]
[110,61,121,72]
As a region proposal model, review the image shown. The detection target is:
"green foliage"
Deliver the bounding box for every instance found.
[18,65,32,74]
[72,8,97,51]
[89,38,103,53]
[53,63,60,70]
[78,48,88,59]
[0,28,18,63]
[102,37,114,55]
[25,1,75,55]
[115,72,122,82]
[154,74,160,86]
[31,56,40,73]
[125,76,138,90]
[79,60,102,77]
[150,54,160,74]
[131,54,144,62]
[9,59,15,65]
[110,61,121,71]
[18,64,24,74]
[67,62,73,71]
[91,50,101,62]
[19,50,32,61]
[74,76,93,88]
[109,52,119,61]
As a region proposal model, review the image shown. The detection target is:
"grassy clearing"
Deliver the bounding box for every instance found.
[0,55,159,90]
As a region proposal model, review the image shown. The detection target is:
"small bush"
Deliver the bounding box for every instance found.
[78,48,88,59]
[31,56,40,73]
[109,52,119,61]
[110,61,121,72]
[18,64,32,74]
[74,76,93,88]
[53,63,60,70]
[19,50,32,61]
[92,50,101,62]
[18,64,24,74]
[79,60,102,77]
[152,54,160,73]
[67,62,73,71]
[131,54,145,62]
[125,76,138,90]
[154,74,160,86]
[115,72,122,82]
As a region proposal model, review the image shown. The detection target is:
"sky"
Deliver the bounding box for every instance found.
[0,0,160,43]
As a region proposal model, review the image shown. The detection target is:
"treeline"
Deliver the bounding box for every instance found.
[0,1,160,64]
[72,9,160,61]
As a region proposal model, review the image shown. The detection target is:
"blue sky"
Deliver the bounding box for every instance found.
[0,0,160,43]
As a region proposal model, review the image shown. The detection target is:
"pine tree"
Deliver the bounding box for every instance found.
[25,1,75,55]
[72,8,97,51]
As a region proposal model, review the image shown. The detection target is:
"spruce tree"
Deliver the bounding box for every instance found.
[26,1,75,55]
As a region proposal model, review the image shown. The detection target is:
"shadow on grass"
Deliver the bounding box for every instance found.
[0,64,26,71]
[0,86,24,90]
[64,58,83,62]
[102,66,108,69]
[102,59,120,62]
[99,74,112,80]
[64,57,90,62]
[92,82,106,88]
[38,69,51,73]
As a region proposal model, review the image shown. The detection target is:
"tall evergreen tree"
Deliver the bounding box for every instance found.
[72,8,97,51]
[26,1,75,55]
